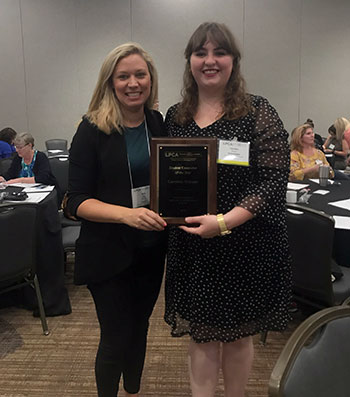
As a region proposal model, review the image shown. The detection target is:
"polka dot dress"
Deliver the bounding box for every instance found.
[164,95,292,343]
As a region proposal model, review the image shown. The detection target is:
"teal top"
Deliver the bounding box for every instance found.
[124,122,149,188]
[19,150,37,178]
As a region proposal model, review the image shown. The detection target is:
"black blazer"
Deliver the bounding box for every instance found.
[68,108,167,285]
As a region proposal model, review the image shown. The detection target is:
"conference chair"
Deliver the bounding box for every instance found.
[0,157,13,175]
[261,204,350,345]
[287,203,350,309]
[62,226,80,254]
[48,155,80,224]
[45,139,68,151]
[48,156,80,267]
[0,203,49,335]
[268,305,350,397]
[48,156,69,194]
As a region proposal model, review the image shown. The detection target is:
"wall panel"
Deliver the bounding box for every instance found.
[76,0,131,120]
[20,0,79,149]
[0,0,350,148]
[0,0,27,132]
[300,0,350,136]
[244,0,301,133]
[132,0,244,114]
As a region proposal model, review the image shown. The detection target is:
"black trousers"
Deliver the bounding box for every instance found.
[88,244,165,397]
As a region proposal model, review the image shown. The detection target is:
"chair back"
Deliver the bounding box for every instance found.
[0,203,37,285]
[48,157,69,194]
[0,202,49,335]
[287,204,335,308]
[269,305,350,397]
[45,139,68,151]
[0,157,13,175]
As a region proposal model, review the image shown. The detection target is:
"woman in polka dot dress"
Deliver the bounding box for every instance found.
[164,22,291,397]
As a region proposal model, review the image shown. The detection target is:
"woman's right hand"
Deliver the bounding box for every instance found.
[0,176,5,183]
[304,164,319,175]
[123,207,167,231]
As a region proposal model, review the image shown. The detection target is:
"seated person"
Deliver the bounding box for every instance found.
[0,133,57,186]
[339,117,350,148]
[305,118,324,151]
[323,123,349,170]
[289,123,334,181]
[0,127,17,159]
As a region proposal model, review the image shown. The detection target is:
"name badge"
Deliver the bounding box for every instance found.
[315,159,323,165]
[217,139,250,166]
[329,143,335,150]
[131,185,150,208]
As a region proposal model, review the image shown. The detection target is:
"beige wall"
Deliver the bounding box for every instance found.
[1,0,349,149]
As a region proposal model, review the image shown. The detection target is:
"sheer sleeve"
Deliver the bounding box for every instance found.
[237,97,290,220]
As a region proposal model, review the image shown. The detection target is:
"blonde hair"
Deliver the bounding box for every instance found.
[14,132,34,148]
[290,124,313,152]
[86,42,158,134]
[175,22,251,125]
[334,117,350,142]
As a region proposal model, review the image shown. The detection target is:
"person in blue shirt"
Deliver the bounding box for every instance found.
[0,127,17,159]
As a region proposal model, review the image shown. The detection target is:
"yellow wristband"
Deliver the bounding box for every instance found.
[216,213,231,236]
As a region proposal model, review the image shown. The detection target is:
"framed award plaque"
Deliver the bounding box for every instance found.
[150,137,217,224]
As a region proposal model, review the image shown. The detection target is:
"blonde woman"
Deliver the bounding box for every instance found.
[290,124,334,180]
[338,117,350,148]
[67,43,167,397]
[323,120,349,170]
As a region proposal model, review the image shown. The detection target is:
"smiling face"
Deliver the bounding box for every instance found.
[112,53,151,113]
[301,127,315,147]
[190,40,233,95]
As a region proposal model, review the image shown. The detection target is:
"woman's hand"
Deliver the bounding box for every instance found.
[0,176,5,183]
[304,164,320,175]
[4,178,24,184]
[179,215,220,239]
[124,207,167,231]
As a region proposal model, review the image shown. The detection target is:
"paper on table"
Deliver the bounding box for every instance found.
[287,183,309,190]
[6,183,55,193]
[333,216,350,230]
[4,191,51,204]
[313,190,330,195]
[309,179,334,185]
[25,192,52,203]
[329,198,350,211]
[23,185,55,193]
[6,183,36,188]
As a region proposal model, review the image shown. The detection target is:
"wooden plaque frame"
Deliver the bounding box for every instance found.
[150,137,217,224]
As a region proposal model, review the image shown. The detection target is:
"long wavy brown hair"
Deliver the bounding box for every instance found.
[175,22,251,125]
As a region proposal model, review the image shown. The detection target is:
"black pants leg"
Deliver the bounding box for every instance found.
[88,245,165,397]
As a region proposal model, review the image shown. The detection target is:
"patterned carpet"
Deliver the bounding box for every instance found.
[0,262,300,397]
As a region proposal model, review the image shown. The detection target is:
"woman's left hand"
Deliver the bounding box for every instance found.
[179,214,220,239]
